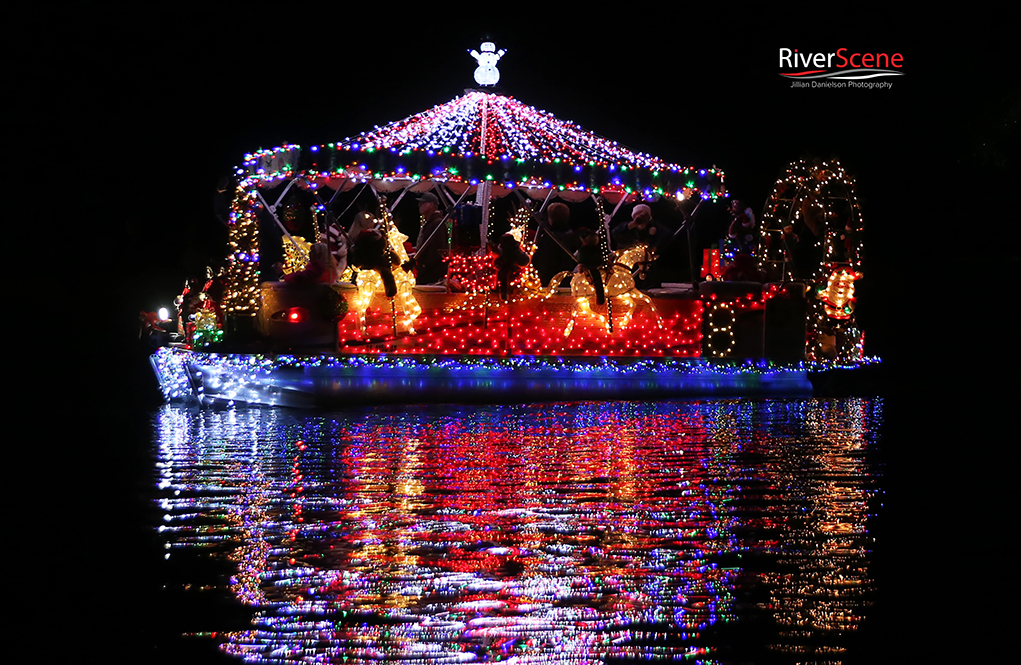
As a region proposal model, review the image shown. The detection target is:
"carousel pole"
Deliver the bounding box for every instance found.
[256,181,308,260]
[669,196,706,288]
[390,298,398,338]
[476,93,492,255]
[476,184,493,255]
[524,188,563,252]
[430,182,453,260]
[416,186,473,257]
[595,197,614,335]
[601,192,630,236]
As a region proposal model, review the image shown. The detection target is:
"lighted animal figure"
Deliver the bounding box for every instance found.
[564,243,661,336]
[469,42,505,87]
[345,204,422,337]
[444,205,564,315]
[282,235,312,275]
[817,267,862,319]
[492,233,530,301]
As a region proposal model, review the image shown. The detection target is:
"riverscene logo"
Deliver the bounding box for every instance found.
[780,48,904,89]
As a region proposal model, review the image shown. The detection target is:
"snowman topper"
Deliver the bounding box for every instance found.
[469,41,505,87]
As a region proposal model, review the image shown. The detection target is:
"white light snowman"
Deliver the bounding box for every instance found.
[469,41,505,87]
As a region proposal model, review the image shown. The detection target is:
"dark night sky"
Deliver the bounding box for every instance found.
[29,5,1017,662]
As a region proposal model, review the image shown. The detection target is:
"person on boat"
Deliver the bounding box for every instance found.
[257,204,285,282]
[531,202,579,286]
[783,194,826,280]
[412,192,448,285]
[574,227,607,305]
[326,210,378,281]
[281,242,337,284]
[492,232,531,300]
[612,204,670,252]
[727,199,757,255]
[612,204,670,288]
[325,219,349,278]
[349,228,398,297]
[348,210,378,237]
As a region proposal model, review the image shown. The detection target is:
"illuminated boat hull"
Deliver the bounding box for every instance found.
[151,348,815,407]
[150,286,848,406]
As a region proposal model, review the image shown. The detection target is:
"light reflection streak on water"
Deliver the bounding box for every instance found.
[154,399,882,664]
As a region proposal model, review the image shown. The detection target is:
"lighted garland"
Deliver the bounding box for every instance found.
[158,346,834,377]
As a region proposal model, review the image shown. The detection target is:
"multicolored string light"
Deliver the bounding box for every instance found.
[242,93,724,199]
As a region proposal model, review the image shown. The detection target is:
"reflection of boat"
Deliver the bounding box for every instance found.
[149,44,877,406]
[154,399,882,662]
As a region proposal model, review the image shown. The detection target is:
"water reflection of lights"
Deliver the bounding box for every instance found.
[154,399,882,663]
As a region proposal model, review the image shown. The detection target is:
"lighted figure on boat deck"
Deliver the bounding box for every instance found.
[574,227,607,305]
[728,199,757,255]
[565,242,661,336]
[281,242,336,284]
[817,266,862,319]
[469,42,505,86]
[563,206,662,337]
[492,233,530,301]
[345,202,422,336]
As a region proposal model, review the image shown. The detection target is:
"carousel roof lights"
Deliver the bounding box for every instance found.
[335,91,675,168]
[233,47,723,200]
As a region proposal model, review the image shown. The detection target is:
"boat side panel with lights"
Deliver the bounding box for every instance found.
[151,277,852,406]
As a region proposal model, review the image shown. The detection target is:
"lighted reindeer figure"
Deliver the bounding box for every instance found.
[346,201,422,338]
[563,200,662,337]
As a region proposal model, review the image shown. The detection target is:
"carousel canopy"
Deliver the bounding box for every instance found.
[240,92,723,202]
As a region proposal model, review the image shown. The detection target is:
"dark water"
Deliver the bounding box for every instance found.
[144,398,888,664]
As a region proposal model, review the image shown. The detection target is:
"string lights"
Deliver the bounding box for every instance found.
[223,91,723,324]
[758,159,866,362]
[242,93,724,200]
[150,345,856,405]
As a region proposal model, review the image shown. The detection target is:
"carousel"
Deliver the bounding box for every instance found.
[149,43,876,406]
